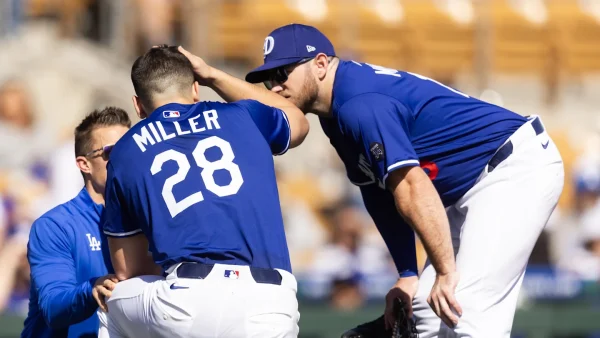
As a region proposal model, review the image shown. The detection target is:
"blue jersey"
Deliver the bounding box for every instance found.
[103,100,293,273]
[22,188,112,338]
[321,60,527,276]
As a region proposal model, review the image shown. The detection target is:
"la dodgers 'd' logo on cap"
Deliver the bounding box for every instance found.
[263,36,275,58]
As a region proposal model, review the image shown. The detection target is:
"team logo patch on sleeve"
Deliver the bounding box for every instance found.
[369,142,385,161]
[163,111,180,118]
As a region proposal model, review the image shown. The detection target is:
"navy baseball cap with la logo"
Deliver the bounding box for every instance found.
[245,23,336,84]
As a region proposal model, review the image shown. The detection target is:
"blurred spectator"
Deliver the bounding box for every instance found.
[559,200,600,282]
[329,277,365,311]
[133,0,180,53]
[309,202,393,286]
[0,0,23,37]
[0,80,46,171]
[0,235,29,316]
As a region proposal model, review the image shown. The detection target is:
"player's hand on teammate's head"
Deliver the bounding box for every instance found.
[93,274,119,312]
[177,46,214,86]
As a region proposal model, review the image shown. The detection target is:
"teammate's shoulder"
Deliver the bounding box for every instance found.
[333,60,395,108]
[30,201,77,234]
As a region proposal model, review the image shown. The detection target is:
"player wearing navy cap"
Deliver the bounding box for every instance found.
[96,46,309,338]
[244,24,564,337]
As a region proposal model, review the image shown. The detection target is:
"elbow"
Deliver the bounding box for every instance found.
[43,309,67,330]
[115,270,131,281]
[289,112,310,149]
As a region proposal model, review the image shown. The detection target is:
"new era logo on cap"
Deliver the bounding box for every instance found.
[163,111,180,118]
[306,45,316,52]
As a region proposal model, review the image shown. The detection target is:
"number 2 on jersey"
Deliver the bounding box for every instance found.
[150,136,244,217]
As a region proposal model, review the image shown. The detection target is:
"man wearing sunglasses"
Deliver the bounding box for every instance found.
[22,107,131,338]
[244,24,564,338]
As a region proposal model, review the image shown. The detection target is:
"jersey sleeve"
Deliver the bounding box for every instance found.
[360,185,418,277]
[235,99,291,155]
[103,162,141,238]
[337,93,419,186]
[28,217,100,328]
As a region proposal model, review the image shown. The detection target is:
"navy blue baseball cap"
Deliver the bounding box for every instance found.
[245,24,336,84]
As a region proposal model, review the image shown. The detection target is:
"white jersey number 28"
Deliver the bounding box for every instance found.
[150,136,244,218]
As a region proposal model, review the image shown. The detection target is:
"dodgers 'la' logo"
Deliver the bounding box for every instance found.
[263,36,274,58]
[86,233,101,251]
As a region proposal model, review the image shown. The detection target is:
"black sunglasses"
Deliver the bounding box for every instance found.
[263,58,313,90]
[84,144,115,161]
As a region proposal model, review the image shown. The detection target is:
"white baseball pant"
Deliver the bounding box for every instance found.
[97,263,300,338]
[413,116,564,337]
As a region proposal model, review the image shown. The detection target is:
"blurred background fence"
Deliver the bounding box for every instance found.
[1,0,600,337]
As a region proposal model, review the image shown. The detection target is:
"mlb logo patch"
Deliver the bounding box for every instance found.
[224,270,240,279]
[163,110,180,118]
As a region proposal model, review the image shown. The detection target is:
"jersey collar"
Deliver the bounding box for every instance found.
[149,102,197,121]
[77,187,104,217]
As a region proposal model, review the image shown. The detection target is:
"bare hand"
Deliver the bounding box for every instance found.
[93,274,119,312]
[427,271,462,328]
[384,275,418,330]
[177,46,215,86]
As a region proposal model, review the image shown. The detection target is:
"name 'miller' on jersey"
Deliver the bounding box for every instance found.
[103,100,294,273]
[133,109,221,152]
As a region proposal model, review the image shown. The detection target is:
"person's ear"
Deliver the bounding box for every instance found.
[132,96,148,119]
[313,53,330,81]
[192,82,200,102]
[76,156,92,176]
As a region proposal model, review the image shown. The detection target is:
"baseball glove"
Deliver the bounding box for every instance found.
[340,298,418,338]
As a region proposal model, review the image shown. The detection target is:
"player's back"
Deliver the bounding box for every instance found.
[329,60,528,206]
[104,100,292,272]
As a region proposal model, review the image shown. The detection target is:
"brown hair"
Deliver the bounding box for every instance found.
[131,45,195,109]
[74,107,131,157]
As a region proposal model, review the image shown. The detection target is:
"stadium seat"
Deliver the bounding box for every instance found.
[204,1,255,62]
[242,0,342,66]
[489,0,552,74]
[548,0,600,76]
[401,0,475,78]
[351,1,410,70]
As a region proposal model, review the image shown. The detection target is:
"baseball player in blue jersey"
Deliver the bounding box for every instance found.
[244,24,565,337]
[96,46,309,337]
[21,107,130,338]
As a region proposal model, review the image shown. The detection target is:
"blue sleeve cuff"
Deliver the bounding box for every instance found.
[399,270,418,278]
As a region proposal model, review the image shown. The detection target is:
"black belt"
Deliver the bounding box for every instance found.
[167,262,283,286]
[487,117,545,173]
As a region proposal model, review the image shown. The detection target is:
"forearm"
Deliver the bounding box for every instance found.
[206,67,290,106]
[391,169,455,275]
[110,235,163,281]
[205,67,308,147]
[40,278,99,329]
[116,258,162,281]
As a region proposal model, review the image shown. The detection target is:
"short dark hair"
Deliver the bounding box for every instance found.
[131,45,195,108]
[74,107,131,157]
